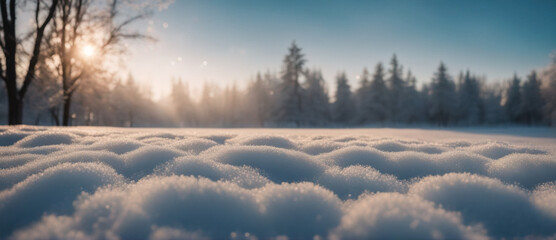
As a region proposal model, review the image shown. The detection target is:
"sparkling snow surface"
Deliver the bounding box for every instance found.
[1,126,555,239]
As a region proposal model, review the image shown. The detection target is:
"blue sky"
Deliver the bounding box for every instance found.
[126,0,556,98]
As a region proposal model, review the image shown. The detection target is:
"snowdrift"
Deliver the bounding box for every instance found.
[1,126,555,239]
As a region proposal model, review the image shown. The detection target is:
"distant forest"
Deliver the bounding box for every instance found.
[2,41,556,127]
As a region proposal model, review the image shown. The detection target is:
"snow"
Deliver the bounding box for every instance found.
[330,192,488,240]
[0,126,555,239]
[410,173,555,237]
[13,132,76,148]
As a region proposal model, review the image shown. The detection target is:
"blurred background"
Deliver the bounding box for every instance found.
[1,0,555,127]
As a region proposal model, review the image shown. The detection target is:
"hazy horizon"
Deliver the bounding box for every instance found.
[124,0,556,99]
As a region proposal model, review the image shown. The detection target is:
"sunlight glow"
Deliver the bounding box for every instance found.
[81,44,96,58]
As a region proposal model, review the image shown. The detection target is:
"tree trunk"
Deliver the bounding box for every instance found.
[4,23,20,125]
[62,92,73,126]
[2,0,58,125]
[7,93,22,125]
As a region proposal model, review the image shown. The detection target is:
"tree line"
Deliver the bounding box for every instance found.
[228,42,553,127]
[1,15,555,127]
[148,43,556,127]
[167,42,555,128]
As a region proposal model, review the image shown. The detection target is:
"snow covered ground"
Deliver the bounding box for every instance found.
[1,126,555,239]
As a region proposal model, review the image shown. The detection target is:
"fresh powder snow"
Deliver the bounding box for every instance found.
[0,126,555,239]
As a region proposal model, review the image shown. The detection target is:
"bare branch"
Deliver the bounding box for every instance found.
[8,0,14,25]
[35,0,40,27]
[19,0,59,98]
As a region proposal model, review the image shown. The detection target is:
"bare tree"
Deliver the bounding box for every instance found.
[45,0,151,126]
[0,0,58,125]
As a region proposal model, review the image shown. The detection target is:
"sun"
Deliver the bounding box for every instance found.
[81,44,96,58]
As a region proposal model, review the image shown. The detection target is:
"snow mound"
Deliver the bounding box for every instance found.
[199,134,236,144]
[321,147,490,180]
[0,131,30,146]
[10,176,342,239]
[88,138,145,154]
[1,127,555,239]
[0,162,123,238]
[468,142,546,159]
[321,146,390,169]
[14,132,76,148]
[299,140,343,155]
[234,135,296,149]
[0,145,65,156]
[121,146,185,180]
[532,183,556,219]
[390,151,490,179]
[410,173,556,237]
[0,151,124,190]
[171,138,218,154]
[318,165,406,199]
[136,132,183,141]
[159,156,270,188]
[487,153,556,188]
[330,192,488,240]
[209,145,326,183]
[371,140,447,154]
[0,153,39,169]
[255,182,342,238]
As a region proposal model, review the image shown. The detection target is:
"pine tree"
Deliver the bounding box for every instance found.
[387,54,405,122]
[367,63,389,123]
[222,83,240,127]
[483,84,505,125]
[505,74,522,123]
[245,72,272,126]
[171,79,195,127]
[302,69,330,125]
[276,42,306,126]
[332,72,355,124]
[521,71,544,125]
[541,60,556,126]
[355,68,371,123]
[400,70,424,123]
[199,83,221,127]
[429,62,457,126]
[458,71,482,125]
